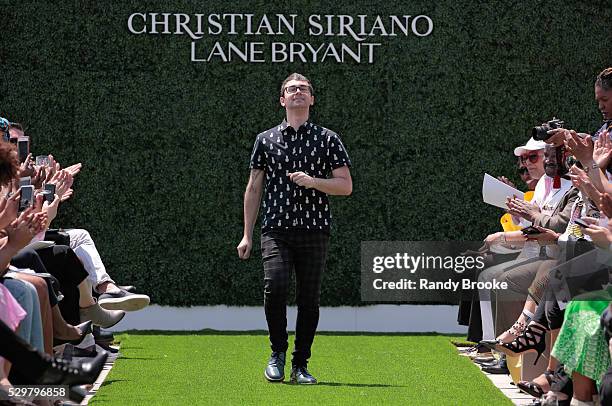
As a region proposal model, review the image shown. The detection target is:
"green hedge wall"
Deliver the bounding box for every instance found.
[1,1,610,306]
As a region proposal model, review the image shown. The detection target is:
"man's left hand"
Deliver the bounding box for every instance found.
[289,172,315,189]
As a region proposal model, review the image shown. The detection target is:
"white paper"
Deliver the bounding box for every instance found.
[482,173,524,209]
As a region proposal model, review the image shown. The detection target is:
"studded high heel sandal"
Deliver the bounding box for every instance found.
[495,323,547,365]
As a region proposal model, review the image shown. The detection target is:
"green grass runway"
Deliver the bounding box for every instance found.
[91,331,512,406]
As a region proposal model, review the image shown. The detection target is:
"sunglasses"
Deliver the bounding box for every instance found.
[520,153,541,164]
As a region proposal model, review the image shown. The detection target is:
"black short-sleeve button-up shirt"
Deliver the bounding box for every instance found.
[249,120,351,232]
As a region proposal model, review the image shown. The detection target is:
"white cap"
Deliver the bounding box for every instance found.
[513,138,547,156]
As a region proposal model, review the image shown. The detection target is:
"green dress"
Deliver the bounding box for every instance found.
[551,288,611,386]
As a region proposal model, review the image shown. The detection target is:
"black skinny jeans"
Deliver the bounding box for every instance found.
[13,246,88,325]
[261,230,329,367]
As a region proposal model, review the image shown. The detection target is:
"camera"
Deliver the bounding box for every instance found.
[532,117,565,141]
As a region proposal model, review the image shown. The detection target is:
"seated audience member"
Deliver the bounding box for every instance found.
[550,285,612,404]
[599,304,612,405]
[516,138,547,190]
[65,228,150,311]
[8,122,149,313]
[0,317,107,403]
[459,68,612,406]
[479,144,576,344]
[459,137,547,344]
[1,125,124,329]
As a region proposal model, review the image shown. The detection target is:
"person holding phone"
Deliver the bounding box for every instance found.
[238,73,352,384]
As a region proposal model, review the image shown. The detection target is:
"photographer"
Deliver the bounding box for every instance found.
[546,68,612,195]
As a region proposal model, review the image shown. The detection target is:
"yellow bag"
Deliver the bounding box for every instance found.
[500,191,534,232]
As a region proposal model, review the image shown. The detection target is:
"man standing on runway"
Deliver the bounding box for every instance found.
[237,73,352,384]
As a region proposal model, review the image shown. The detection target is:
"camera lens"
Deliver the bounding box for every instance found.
[532,125,551,141]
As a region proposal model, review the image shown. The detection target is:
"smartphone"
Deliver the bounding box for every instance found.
[17,136,29,163]
[521,226,541,235]
[19,185,34,212]
[574,218,590,228]
[19,177,31,187]
[44,183,56,204]
[36,155,50,166]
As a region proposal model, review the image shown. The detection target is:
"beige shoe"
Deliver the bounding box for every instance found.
[80,302,125,328]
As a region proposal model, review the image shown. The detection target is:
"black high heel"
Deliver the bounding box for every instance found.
[53,320,93,346]
[495,323,547,365]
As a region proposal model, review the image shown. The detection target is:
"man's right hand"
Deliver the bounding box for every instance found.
[237,235,252,259]
[545,128,570,147]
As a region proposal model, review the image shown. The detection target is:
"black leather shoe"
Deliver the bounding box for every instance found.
[68,385,88,403]
[481,357,509,375]
[473,355,495,364]
[479,339,501,351]
[97,341,120,354]
[93,325,115,344]
[264,352,285,382]
[290,366,317,384]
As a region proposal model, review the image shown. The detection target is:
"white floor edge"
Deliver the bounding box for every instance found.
[108,304,468,333]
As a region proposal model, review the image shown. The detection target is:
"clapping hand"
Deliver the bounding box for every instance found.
[49,170,74,202]
[593,130,612,169]
[506,196,540,222]
[63,163,82,177]
[569,165,602,202]
[598,193,612,218]
[6,208,48,250]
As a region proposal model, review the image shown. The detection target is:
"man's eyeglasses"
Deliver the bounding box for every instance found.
[520,153,541,164]
[284,85,311,94]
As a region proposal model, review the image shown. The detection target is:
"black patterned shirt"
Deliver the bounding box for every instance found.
[249,120,351,232]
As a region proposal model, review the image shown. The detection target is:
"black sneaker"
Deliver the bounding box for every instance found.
[264,352,285,382]
[290,366,317,384]
[98,289,150,311]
